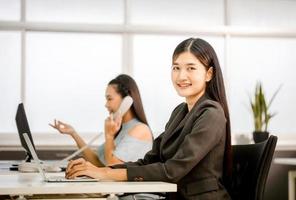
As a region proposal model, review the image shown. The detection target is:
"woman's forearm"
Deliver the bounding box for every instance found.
[105,168,128,181]
[104,135,116,164]
[104,135,123,165]
[71,132,103,166]
[71,131,86,148]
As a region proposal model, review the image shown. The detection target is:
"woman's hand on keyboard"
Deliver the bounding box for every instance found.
[65,158,108,180]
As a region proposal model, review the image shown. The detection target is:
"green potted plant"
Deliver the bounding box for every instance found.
[250,82,281,143]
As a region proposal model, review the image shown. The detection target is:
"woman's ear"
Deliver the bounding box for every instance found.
[206,67,213,82]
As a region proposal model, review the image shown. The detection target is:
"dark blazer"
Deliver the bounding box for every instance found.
[115,95,231,200]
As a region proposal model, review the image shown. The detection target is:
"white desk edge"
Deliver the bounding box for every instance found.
[0,172,177,196]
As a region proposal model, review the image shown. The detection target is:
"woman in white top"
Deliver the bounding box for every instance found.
[50,74,153,166]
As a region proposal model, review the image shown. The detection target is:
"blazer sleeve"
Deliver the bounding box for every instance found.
[126,105,226,183]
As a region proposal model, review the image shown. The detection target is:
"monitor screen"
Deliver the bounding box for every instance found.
[15,103,36,162]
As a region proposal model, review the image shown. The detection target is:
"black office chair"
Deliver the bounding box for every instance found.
[227,135,277,200]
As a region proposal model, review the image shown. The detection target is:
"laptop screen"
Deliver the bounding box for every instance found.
[15,103,36,162]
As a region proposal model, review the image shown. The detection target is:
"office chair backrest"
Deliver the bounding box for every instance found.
[227,135,277,200]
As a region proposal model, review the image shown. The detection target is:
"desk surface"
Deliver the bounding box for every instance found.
[274,158,296,165]
[0,168,176,196]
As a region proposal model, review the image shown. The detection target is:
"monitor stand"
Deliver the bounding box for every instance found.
[18,151,39,172]
[18,151,62,172]
[25,152,33,162]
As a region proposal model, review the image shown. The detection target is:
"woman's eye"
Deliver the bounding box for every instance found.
[188,67,196,71]
[172,66,179,70]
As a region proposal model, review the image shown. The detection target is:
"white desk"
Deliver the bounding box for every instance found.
[0,166,176,199]
[274,158,296,165]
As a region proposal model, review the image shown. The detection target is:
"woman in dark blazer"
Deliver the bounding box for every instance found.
[65,38,232,200]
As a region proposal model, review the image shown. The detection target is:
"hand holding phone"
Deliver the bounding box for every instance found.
[105,96,133,138]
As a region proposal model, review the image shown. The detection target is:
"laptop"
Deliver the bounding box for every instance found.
[23,132,99,182]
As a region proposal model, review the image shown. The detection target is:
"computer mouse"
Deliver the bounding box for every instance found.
[44,165,62,172]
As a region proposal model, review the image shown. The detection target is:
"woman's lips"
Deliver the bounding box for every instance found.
[177,83,192,88]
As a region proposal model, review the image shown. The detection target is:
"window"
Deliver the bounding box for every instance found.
[0,0,20,21]
[0,31,21,132]
[228,37,296,134]
[1,0,296,145]
[230,0,296,28]
[25,32,122,133]
[129,0,224,26]
[26,0,123,24]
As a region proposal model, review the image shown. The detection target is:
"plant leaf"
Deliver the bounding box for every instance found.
[267,84,282,108]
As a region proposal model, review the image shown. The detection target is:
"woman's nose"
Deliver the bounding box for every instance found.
[177,69,187,80]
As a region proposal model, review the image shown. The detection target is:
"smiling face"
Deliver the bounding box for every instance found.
[105,84,123,114]
[171,51,213,106]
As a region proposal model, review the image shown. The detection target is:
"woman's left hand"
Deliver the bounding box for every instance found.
[65,158,108,180]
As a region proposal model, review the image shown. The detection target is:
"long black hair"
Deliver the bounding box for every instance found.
[108,74,148,125]
[172,38,232,183]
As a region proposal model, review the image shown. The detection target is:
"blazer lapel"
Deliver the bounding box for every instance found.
[161,95,209,148]
[160,104,188,147]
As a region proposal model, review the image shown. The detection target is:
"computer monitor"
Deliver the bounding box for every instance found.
[15,103,36,162]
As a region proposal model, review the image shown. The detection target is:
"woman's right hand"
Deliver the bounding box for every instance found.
[104,113,122,139]
[49,119,76,136]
